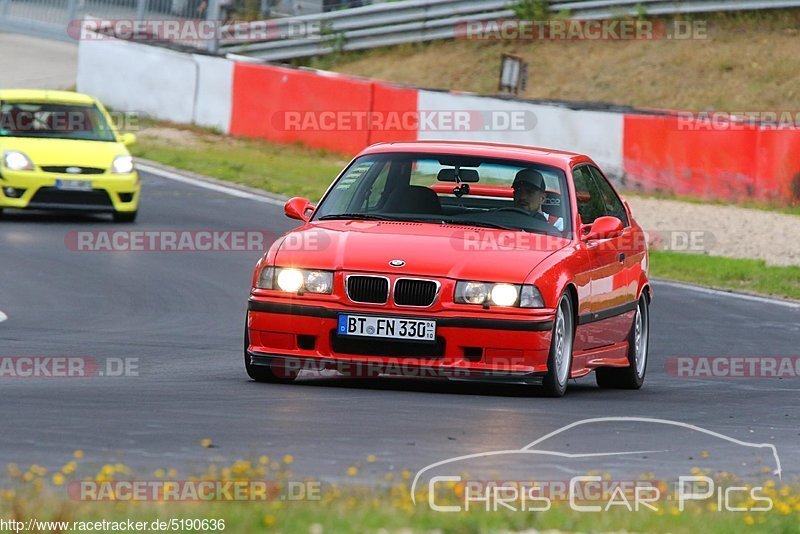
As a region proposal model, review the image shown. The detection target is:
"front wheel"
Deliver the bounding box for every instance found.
[542,293,574,397]
[596,295,649,389]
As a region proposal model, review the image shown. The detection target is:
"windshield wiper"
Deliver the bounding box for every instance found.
[445,219,520,231]
[318,213,398,221]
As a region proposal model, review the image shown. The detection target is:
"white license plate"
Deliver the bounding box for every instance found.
[55,179,92,191]
[337,314,436,342]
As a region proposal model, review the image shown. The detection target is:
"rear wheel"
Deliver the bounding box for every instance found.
[113,210,137,223]
[542,293,574,397]
[596,295,649,389]
[243,323,298,383]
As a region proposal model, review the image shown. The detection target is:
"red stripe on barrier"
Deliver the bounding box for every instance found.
[623,114,800,204]
[366,82,418,145]
[230,62,418,155]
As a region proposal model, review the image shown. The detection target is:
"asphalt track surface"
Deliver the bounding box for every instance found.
[1,168,799,485]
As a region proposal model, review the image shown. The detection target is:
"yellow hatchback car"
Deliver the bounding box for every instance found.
[0,89,140,222]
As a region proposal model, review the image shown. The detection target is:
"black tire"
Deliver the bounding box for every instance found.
[243,321,298,383]
[113,210,138,223]
[542,293,575,397]
[596,295,650,390]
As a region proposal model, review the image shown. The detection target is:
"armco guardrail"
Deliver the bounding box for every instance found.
[222,0,800,60]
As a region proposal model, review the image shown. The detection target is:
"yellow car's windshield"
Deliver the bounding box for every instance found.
[0,102,116,142]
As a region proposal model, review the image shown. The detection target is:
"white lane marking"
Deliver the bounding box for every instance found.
[0,310,7,323]
[653,279,800,309]
[136,163,286,207]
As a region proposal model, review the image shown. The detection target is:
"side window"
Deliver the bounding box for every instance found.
[588,166,629,226]
[572,166,605,225]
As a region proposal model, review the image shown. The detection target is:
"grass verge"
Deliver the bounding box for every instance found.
[129,121,348,202]
[3,455,797,533]
[650,251,800,301]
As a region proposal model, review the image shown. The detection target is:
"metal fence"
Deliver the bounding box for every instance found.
[1,0,798,55]
[221,0,800,60]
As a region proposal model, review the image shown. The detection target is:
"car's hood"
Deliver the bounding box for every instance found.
[274,220,569,282]
[0,137,126,168]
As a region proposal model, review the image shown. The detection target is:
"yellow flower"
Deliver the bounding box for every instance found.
[283,454,294,465]
[23,471,34,482]
[167,468,177,478]
[700,450,710,459]
[259,455,270,465]
[52,473,65,486]
[62,461,77,475]
[262,515,276,527]
[401,469,411,480]
[346,466,358,477]
[73,450,84,459]
[744,514,754,525]
[200,438,213,448]
[367,454,376,464]
[154,468,165,478]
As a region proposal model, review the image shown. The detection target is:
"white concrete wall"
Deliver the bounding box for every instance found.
[77,38,232,133]
[192,54,233,132]
[417,90,625,177]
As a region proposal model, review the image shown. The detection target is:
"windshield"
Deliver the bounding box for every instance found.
[312,153,572,236]
[0,102,116,142]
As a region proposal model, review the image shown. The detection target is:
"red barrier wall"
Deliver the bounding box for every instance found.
[623,114,800,204]
[230,62,417,155]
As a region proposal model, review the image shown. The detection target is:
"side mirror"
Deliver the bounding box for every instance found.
[120,132,137,146]
[284,197,314,222]
[583,216,624,241]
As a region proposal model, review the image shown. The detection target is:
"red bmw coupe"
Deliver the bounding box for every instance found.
[245,141,651,396]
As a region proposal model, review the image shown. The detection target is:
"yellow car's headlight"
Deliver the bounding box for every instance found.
[3,151,34,171]
[111,155,134,174]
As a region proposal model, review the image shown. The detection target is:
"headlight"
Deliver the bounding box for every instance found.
[277,268,305,292]
[490,284,518,307]
[3,151,34,171]
[111,155,134,174]
[455,281,544,308]
[259,267,334,294]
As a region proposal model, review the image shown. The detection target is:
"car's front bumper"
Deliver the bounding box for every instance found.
[0,169,140,212]
[246,298,556,378]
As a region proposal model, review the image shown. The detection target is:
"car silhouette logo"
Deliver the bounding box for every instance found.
[389,259,405,267]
